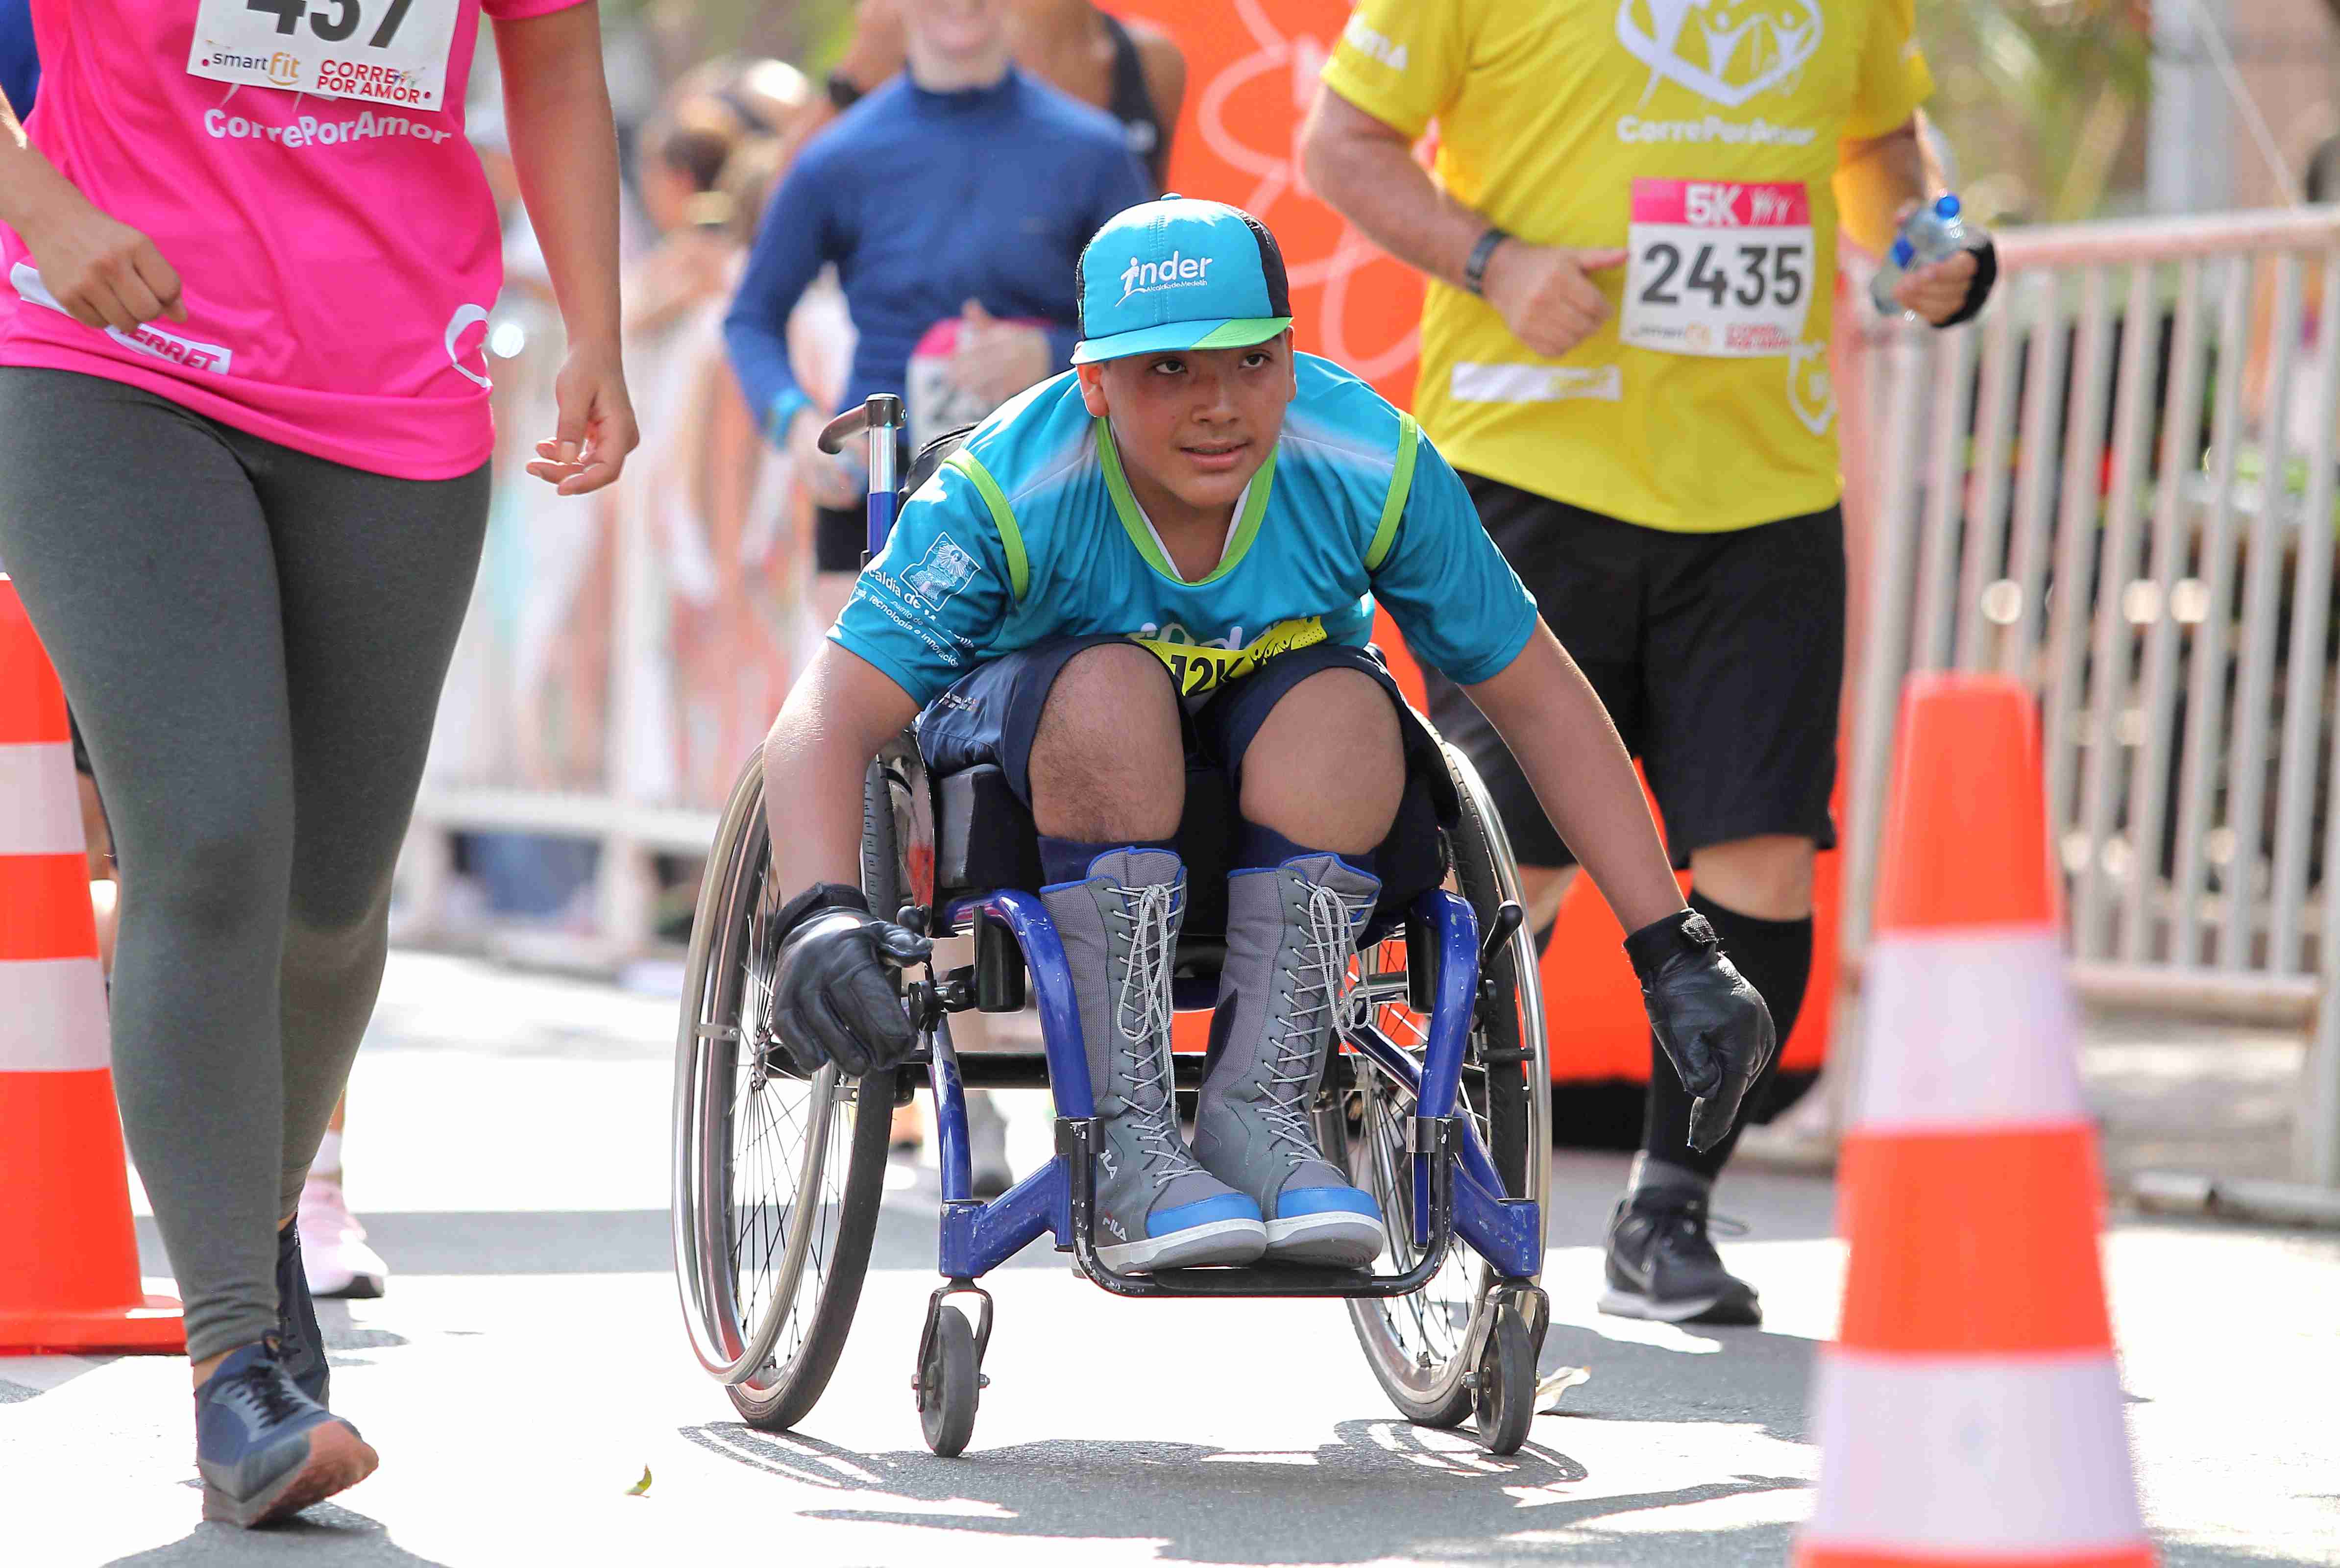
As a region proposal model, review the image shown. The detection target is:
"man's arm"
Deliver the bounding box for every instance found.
[1127,22,1187,162]
[1299,86,1624,359]
[1459,626,1685,934]
[1835,111,1944,257]
[765,643,922,898]
[1836,111,1977,325]
[723,159,829,441]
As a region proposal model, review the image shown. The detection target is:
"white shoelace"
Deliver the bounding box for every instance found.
[1110,880,1201,1194]
[1257,882,1367,1166]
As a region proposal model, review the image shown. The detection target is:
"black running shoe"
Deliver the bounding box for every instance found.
[276,1222,330,1406]
[1599,1185,1761,1325]
[194,1339,377,1528]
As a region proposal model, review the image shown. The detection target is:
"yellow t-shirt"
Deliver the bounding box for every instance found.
[1320,0,1932,532]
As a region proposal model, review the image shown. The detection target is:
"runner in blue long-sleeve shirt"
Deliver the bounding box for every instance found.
[0,0,38,118]
[724,0,1149,613]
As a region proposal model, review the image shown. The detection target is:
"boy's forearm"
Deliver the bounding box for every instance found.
[497,8,623,351]
[765,646,921,897]
[1463,627,1686,933]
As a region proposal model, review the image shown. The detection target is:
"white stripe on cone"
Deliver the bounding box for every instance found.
[1807,1349,2148,1554]
[1852,925,2086,1132]
[0,958,110,1072]
[0,743,86,858]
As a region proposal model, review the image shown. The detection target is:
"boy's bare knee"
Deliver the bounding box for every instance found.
[1241,666,1405,855]
[1029,643,1184,840]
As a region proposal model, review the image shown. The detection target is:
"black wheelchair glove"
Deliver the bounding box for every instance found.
[1624,908,1778,1153]
[771,883,933,1078]
[1933,236,1998,329]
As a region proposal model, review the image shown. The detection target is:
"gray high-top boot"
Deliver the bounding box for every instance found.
[1042,849,1267,1272]
[1195,855,1387,1267]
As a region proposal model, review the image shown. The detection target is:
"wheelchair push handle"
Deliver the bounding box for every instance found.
[818,394,905,466]
[819,395,906,562]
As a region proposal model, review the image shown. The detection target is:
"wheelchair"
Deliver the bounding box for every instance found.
[670,397,1554,1458]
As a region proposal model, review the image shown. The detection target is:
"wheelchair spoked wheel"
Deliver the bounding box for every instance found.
[1329,744,1550,1439]
[671,745,894,1430]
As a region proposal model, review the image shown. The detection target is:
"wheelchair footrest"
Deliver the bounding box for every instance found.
[1054,1114,1463,1300]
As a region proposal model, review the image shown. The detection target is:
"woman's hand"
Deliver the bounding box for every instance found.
[18,190,185,333]
[951,300,1052,406]
[527,340,638,495]
[787,406,868,510]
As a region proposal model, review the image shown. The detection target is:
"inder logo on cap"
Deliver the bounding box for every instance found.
[1073,196,1293,366]
[1119,250,1217,305]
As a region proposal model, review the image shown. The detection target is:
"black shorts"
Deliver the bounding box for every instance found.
[1424,475,1843,870]
[815,430,921,575]
[814,503,867,576]
[916,635,1456,936]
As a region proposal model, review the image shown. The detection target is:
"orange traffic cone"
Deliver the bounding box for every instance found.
[1797,673,2152,1567]
[0,576,183,1354]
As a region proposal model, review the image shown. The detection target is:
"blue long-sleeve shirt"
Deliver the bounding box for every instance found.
[0,0,39,116]
[724,68,1152,441]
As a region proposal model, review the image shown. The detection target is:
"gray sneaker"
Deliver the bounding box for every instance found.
[1043,849,1267,1273]
[1195,855,1387,1268]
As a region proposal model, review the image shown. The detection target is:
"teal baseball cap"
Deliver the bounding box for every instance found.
[1071,196,1293,365]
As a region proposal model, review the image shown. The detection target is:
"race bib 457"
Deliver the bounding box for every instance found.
[1619,179,1812,359]
[189,0,460,110]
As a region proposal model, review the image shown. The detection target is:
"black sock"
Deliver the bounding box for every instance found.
[1639,888,1813,1183]
[1038,834,1178,888]
[1236,818,1373,876]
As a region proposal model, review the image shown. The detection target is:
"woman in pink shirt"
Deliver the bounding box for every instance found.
[0,0,634,1527]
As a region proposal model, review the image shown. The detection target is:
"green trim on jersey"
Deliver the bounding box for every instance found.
[1365,413,1421,573]
[1095,416,1280,587]
[945,449,1029,601]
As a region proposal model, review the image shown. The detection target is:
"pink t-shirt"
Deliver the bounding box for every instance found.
[0,0,585,480]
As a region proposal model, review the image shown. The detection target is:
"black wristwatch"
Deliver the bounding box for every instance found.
[774,882,870,945]
[1463,226,1511,297]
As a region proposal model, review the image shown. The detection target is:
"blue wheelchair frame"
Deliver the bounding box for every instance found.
[817,395,1544,1309]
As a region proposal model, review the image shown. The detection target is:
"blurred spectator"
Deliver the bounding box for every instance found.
[0,0,33,120]
[800,0,1183,190]
[727,0,1148,1191]
[725,0,1151,628]
[619,69,810,806]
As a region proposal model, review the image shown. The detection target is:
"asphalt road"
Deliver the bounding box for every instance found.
[2,952,2334,1567]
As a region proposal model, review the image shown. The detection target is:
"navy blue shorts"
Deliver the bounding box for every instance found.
[916,635,1455,934]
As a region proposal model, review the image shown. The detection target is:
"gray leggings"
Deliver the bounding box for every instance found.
[0,368,489,1361]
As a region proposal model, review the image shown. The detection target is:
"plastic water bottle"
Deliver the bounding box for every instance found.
[1870,194,1974,317]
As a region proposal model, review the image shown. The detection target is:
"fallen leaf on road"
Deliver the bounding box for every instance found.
[1536,1365,1590,1413]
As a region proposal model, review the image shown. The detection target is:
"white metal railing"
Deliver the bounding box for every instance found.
[1844,205,2340,1187]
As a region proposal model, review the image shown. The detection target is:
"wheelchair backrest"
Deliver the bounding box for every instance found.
[904,423,980,503]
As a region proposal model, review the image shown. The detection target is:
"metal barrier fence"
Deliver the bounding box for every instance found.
[1843,205,2340,1189]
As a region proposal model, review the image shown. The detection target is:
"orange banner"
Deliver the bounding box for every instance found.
[1116,0,1422,404]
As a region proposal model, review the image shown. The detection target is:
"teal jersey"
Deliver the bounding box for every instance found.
[832,353,1539,707]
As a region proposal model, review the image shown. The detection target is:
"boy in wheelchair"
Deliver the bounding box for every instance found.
[762,197,1773,1273]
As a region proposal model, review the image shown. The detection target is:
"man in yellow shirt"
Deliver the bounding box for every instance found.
[1304,0,1991,1324]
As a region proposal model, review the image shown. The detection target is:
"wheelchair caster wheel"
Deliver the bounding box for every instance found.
[917,1302,980,1457]
[1472,1301,1534,1456]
